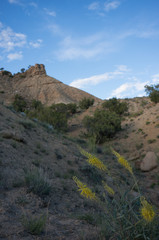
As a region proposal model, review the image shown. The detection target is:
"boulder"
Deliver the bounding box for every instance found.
[140,152,158,171]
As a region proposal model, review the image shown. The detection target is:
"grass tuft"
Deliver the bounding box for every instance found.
[25,168,51,197]
[22,213,47,235]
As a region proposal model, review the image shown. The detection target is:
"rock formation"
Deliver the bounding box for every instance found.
[140,152,158,171]
[0,64,101,105]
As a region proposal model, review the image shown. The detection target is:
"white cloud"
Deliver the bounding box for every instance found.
[29,39,43,48]
[70,73,110,88]
[152,74,159,84]
[44,8,56,17]
[119,28,159,40]
[9,0,37,7]
[48,24,62,36]
[70,65,129,88]
[8,0,19,3]
[0,26,26,51]
[7,51,23,61]
[88,2,99,10]
[8,0,23,6]
[87,1,120,15]
[104,1,120,12]
[29,2,38,8]
[110,77,149,98]
[56,33,114,61]
[57,46,102,61]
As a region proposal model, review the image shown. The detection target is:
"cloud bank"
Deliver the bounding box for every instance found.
[70,65,129,88]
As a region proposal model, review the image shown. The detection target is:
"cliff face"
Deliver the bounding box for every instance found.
[0,64,101,105]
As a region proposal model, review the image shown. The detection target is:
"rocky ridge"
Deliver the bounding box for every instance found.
[0,64,101,106]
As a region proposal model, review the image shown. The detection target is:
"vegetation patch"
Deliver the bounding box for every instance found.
[73,148,159,239]
[147,139,156,144]
[102,98,128,115]
[79,98,94,109]
[22,213,47,235]
[83,109,121,143]
[145,84,159,103]
[25,168,51,197]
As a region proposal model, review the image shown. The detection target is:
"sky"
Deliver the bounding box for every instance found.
[0,0,159,99]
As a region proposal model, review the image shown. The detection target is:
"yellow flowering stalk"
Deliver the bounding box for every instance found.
[102,181,115,196]
[79,147,107,172]
[140,197,155,222]
[79,147,92,159]
[87,155,107,171]
[73,176,97,201]
[111,148,133,174]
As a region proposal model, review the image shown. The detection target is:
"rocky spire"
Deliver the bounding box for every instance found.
[26,64,46,77]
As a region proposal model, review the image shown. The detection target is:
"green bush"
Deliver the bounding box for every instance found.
[79,98,94,110]
[31,99,43,110]
[27,106,68,131]
[51,102,77,115]
[67,103,77,114]
[51,103,67,113]
[145,84,159,103]
[13,94,27,112]
[102,98,128,115]
[21,68,25,73]
[83,109,121,143]
[1,70,12,76]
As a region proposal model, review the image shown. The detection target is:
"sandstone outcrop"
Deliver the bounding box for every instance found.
[0,64,101,105]
[26,64,46,77]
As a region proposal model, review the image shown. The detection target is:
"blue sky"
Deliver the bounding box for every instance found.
[0,0,159,99]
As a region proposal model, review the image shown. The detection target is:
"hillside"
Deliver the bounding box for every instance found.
[0,103,101,239]
[0,66,159,239]
[0,64,101,106]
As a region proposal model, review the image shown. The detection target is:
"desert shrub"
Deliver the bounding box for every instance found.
[83,109,121,143]
[147,139,156,144]
[79,98,94,109]
[21,68,25,73]
[1,70,12,76]
[31,99,43,110]
[73,147,159,239]
[140,99,148,107]
[25,168,51,197]
[102,98,128,115]
[22,213,47,235]
[27,106,68,131]
[67,103,77,114]
[51,102,77,115]
[19,120,35,129]
[13,94,27,112]
[51,103,67,113]
[129,110,143,117]
[145,84,159,103]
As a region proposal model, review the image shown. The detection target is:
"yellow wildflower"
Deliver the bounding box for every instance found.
[140,197,155,222]
[111,148,133,174]
[73,176,97,201]
[87,156,107,171]
[79,147,92,158]
[102,181,115,195]
[79,147,107,172]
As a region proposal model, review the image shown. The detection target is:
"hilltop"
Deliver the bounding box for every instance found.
[0,64,101,106]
